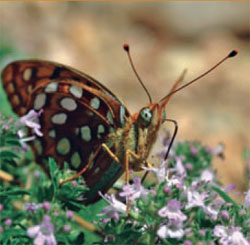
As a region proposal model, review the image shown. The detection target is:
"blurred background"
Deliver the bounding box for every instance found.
[0,2,249,196]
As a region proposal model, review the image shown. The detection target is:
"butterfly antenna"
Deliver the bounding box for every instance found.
[160,49,238,102]
[123,43,152,104]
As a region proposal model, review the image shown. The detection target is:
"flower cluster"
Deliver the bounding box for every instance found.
[97,139,250,244]
[0,111,249,245]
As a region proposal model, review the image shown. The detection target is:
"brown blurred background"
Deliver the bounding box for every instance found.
[0,2,249,195]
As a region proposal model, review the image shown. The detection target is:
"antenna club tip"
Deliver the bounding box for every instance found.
[123,43,130,52]
[228,49,239,58]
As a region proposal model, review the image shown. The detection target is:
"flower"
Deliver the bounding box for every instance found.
[119,177,149,201]
[27,215,57,245]
[185,189,218,220]
[142,161,168,183]
[98,192,126,219]
[185,190,208,209]
[0,203,3,212]
[164,186,171,194]
[158,199,187,223]
[25,203,41,213]
[243,183,250,208]
[220,210,230,221]
[63,225,70,232]
[42,202,51,211]
[200,169,214,183]
[213,225,248,245]
[212,143,225,159]
[185,163,193,170]
[157,218,186,239]
[17,129,36,152]
[66,210,73,219]
[190,146,198,156]
[16,109,43,137]
[3,124,10,130]
[5,218,12,226]
[170,157,186,179]
[72,181,78,187]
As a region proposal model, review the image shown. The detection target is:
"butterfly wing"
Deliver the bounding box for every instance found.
[1,60,130,204]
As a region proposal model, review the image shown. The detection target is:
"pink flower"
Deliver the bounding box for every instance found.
[17,130,36,152]
[63,225,70,232]
[42,202,51,211]
[185,190,218,220]
[157,219,186,239]
[16,109,43,137]
[142,161,168,183]
[119,177,149,201]
[243,183,250,208]
[98,192,126,219]
[172,157,186,178]
[66,210,73,219]
[5,218,12,226]
[158,200,187,223]
[25,203,41,213]
[185,190,208,209]
[213,225,248,245]
[27,215,57,245]
[200,169,214,183]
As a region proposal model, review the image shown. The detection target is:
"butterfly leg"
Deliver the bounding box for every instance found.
[101,143,120,164]
[60,143,121,186]
[60,144,104,186]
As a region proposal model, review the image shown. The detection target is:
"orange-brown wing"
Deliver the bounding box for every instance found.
[1,60,128,117]
[1,60,131,204]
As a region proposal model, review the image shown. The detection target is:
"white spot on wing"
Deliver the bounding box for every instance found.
[44,82,58,92]
[94,167,100,174]
[90,97,100,110]
[51,113,67,125]
[71,152,81,169]
[107,111,114,124]
[97,124,105,139]
[57,137,70,155]
[60,98,77,111]
[34,93,46,110]
[23,68,32,81]
[80,126,91,142]
[48,129,56,138]
[69,85,83,98]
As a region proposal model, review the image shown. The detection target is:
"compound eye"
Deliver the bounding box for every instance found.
[139,107,152,127]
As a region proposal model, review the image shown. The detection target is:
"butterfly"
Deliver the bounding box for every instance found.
[1,44,237,204]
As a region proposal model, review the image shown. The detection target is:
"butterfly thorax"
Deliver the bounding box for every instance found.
[107,103,164,171]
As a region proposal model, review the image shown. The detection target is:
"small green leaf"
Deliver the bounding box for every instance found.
[211,186,239,209]
[0,150,20,159]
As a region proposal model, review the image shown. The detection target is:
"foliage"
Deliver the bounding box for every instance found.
[0,115,249,245]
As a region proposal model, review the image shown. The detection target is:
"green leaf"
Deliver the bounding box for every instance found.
[0,150,20,159]
[5,138,21,147]
[211,186,239,209]
[0,188,30,197]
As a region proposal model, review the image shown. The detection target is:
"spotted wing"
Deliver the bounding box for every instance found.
[1,60,128,117]
[1,60,130,204]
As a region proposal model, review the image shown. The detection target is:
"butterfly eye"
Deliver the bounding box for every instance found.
[138,107,152,127]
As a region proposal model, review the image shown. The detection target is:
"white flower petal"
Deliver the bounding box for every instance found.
[157,225,168,239]
[27,225,40,238]
[45,234,57,245]
[231,231,249,245]
[34,232,46,245]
